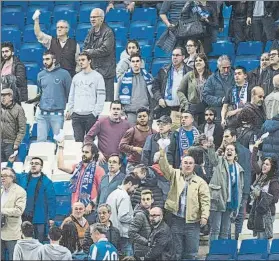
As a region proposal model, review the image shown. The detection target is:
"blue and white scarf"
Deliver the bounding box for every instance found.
[119,68,153,105]
[227,163,239,211]
[232,81,248,109]
[69,161,96,206]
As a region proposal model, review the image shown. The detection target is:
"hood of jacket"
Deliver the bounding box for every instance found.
[263,115,279,133]
[134,204,150,217]
[41,244,70,259]
[16,239,42,252]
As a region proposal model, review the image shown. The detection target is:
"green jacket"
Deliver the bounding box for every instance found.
[159,151,210,223]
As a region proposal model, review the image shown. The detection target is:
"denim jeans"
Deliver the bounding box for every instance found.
[34,224,46,243]
[37,113,64,142]
[119,237,133,257]
[1,142,14,162]
[171,214,200,260]
[209,210,232,245]
[1,240,17,261]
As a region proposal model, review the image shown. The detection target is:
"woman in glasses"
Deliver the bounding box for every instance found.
[248,138,279,239]
[116,40,145,80]
[184,39,203,69]
[177,53,211,125]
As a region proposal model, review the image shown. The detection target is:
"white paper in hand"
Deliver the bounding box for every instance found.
[10,150,18,158]
[54,129,64,143]
[157,138,170,150]
[260,132,269,140]
[32,10,41,20]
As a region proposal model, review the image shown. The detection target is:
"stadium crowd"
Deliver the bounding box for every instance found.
[1,0,279,260]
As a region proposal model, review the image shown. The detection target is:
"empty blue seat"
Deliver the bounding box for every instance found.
[234,57,259,72]
[75,23,91,42]
[79,3,104,23]
[270,239,279,253]
[132,8,157,25]
[223,5,232,19]
[130,23,155,41]
[156,22,167,39]
[208,41,235,59]
[53,6,78,27]
[107,21,125,28]
[54,1,80,10]
[265,41,273,52]
[78,42,84,51]
[20,43,45,65]
[236,41,263,57]
[206,240,237,261]
[112,26,128,40]
[105,9,130,27]
[18,143,28,163]
[23,24,48,43]
[141,45,153,62]
[26,7,52,26]
[151,58,171,76]
[1,26,21,50]
[29,1,55,10]
[82,0,107,9]
[237,239,269,261]
[3,1,28,11]
[22,124,31,144]
[24,63,41,82]
[2,7,25,30]
[208,59,218,72]
[154,46,171,58]
[53,182,71,196]
[269,254,279,260]
[50,24,75,38]
[55,195,71,216]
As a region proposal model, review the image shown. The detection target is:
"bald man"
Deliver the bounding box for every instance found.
[83,8,116,102]
[265,75,279,119]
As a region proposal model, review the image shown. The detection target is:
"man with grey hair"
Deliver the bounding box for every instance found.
[202,55,235,121]
[84,8,116,102]
[265,74,279,119]
[34,15,80,77]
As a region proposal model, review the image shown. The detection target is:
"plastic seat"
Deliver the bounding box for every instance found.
[156,22,167,39]
[23,24,47,43]
[50,24,75,38]
[265,41,273,52]
[58,141,82,160]
[3,1,28,11]
[55,195,71,216]
[130,23,155,42]
[53,181,71,196]
[2,7,25,30]
[1,25,21,50]
[206,240,237,261]
[54,1,80,10]
[53,6,78,28]
[154,46,171,58]
[234,57,260,72]
[27,84,39,100]
[269,254,279,260]
[26,7,51,26]
[223,5,232,19]
[22,124,31,144]
[208,59,218,72]
[75,23,91,42]
[237,239,269,261]
[132,8,157,25]
[151,58,171,76]
[107,21,125,28]
[1,162,24,173]
[141,45,153,63]
[208,41,235,59]
[23,63,41,82]
[112,26,128,40]
[79,3,104,23]
[18,143,28,163]
[270,239,279,253]
[29,1,55,10]
[105,9,130,27]
[20,44,45,65]
[236,41,263,57]
[28,142,56,159]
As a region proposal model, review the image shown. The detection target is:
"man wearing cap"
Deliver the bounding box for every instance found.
[1,88,26,162]
[141,115,173,166]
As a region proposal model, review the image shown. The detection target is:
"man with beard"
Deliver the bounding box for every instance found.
[119,107,156,174]
[57,143,105,214]
[1,42,28,101]
[198,107,223,149]
[106,175,141,257]
[7,156,56,243]
[129,190,153,260]
[144,207,175,261]
[26,51,71,142]
[241,86,266,134]
[66,52,106,142]
[84,100,130,172]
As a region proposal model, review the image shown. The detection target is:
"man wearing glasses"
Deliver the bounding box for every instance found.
[34,14,80,77]
[7,156,56,243]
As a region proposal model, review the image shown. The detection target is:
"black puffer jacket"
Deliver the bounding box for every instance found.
[128,204,152,258]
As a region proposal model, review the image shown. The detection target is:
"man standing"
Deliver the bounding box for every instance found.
[66,52,106,142]
[26,51,71,142]
[129,190,153,260]
[265,75,279,119]
[57,143,105,212]
[158,148,210,260]
[167,111,200,168]
[34,13,80,77]
[202,55,235,121]
[84,100,130,170]
[117,53,154,125]
[106,175,141,256]
[1,89,26,162]
[152,47,191,117]
[8,156,56,243]
[84,8,116,102]
[119,107,155,173]
[1,42,28,101]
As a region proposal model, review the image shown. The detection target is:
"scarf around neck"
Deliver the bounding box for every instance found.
[232,81,248,109]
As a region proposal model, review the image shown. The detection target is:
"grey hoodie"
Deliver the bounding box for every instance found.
[13,239,42,260]
[38,244,72,260]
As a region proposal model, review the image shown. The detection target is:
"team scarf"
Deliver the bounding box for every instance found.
[232,81,248,109]
[69,161,96,206]
[227,163,239,211]
[119,68,153,105]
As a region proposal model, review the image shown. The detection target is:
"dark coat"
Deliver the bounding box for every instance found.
[144,220,175,261]
[128,204,152,257]
[247,1,278,18]
[258,67,279,97]
[248,67,262,89]
[198,122,224,149]
[237,126,257,149]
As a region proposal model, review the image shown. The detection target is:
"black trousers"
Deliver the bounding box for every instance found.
[252,16,275,42]
[104,77,115,102]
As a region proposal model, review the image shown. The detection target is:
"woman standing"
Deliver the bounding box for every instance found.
[248,138,279,239]
[207,142,244,244]
[184,39,203,68]
[177,53,210,125]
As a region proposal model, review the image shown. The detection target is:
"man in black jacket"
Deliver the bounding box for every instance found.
[84,8,116,102]
[82,204,120,254]
[129,190,153,260]
[144,207,175,261]
[1,42,28,101]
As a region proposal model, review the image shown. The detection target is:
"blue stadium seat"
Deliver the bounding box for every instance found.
[18,143,28,163]
[78,42,84,51]
[269,254,279,260]
[75,23,91,42]
[23,63,41,82]
[234,57,260,72]
[107,21,125,28]
[265,41,273,52]
[141,45,153,63]
[237,239,269,261]
[223,5,232,19]
[54,1,80,10]
[1,25,21,50]
[154,46,171,58]
[23,24,48,43]
[268,240,279,260]
[105,9,130,27]
[156,22,167,39]
[79,3,104,23]
[3,1,28,11]
[26,7,52,26]
[50,24,75,38]
[2,7,25,30]
[236,41,263,57]
[206,240,237,261]
[22,124,31,144]
[132,8,157,25]
[20,43,45,65]
[112,26,128,40]
[208,41,235,59]
[82,0,107,9]
[28,1,55,10]
[130,23,155,42]
[55,195,71,216]
[208,59,218,72]
[53,181,71,196]
[53,6,78,28]
[151,58,171,76]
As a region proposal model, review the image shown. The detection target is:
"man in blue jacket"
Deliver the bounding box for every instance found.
[8,156,56,242]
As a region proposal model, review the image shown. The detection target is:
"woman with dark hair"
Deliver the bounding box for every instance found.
[177,53,211,125]
[60,222,82,254]
[184,39,204,68]
[248,138,279,239]
[116,40,145,79]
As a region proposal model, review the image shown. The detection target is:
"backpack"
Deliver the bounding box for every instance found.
[1,75,21,104]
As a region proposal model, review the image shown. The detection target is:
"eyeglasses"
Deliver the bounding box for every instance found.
[1,174,13,178]
[261,58,270,61]
[149,214,161,218]
[90,16,102,19]
[74,207,84,211]
[172,54,182,57]
[30,162,41,166]
[56,26,68,29]
[205,113,214,116]
[269,53,278,57]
